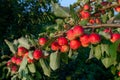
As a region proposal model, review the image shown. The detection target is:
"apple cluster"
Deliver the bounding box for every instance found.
[39,25,101,53]
[79,3,101,24]
[103,28,120,43]
[7,46,44,73]
[6,27,120,74]
[39,25,120,53]
[79,0,120,25]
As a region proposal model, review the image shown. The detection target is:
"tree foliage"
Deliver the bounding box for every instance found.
[1,0,120,80]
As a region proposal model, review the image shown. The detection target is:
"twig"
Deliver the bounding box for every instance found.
[54,24,120,37]
[99,3,120,11]
[83,24,120,29]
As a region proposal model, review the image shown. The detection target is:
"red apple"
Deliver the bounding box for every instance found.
[101,10,105,14]
[51,41,60,51]
[66,29,76,40]
[24,52,29,58]
[17,46,28,57]
[11,66,18,73]
[118,0,120,4]
[27,58,34,63]
[60,45,69,53]
[33,49,43,60]
[73,25,84,37]
[95,18,101,24]
[83,4,90,10]
[16,58,22,65]
[57,37,68,46]
[38,37,47,46]
[115,6,120,12]
[110,33,120,43]
[70,39,81,50]
[101,1,108,6]
[103,28,112,33]
[80,34,90,47]
[94,13,100,17]
[89,19,95,24]
[103,28,112,36]
[80,11,90,19]
[118,71,120,77]
[11,56,17,64]
[89,33,101,44]
[7,61,12,67]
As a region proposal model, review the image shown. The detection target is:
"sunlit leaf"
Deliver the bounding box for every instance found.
[28,51,33,59]
[39,59,51,77]
[101,14,108,23]
[28,63,36,73]
[18,37,31,49]
[50,51,60,70]
[68,49,72,58]
[94,45,101,60]
[99,31,111,39]
[4,39,17,54]
[51,1,70,18]
[18,56,28,72]
[79,19,88,26]
[101,58,112,68]
[88,45,94,60]
[101,44,109,56]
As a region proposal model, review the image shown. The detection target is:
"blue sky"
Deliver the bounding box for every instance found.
[60,0,76,7]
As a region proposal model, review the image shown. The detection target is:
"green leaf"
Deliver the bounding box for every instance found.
[35,71,42,79]
[56,19,64,30]
[79,19,88,26]
[28,63,36,73]
[18,37,30,49]
[70,5,79,23]
[101,58,112,68]
[4,39,17,54]
[13,39,19,46]
[101,14,108,23]
[50,51,60,70]
[42,38,56,50]
[108,0,114,2]
[18,68,28,79]
[22,77,27,80]
[108,10,114,19]
[66,76,71,80]
[61,53,68,64]
[28,51,33,59]
[18,56,28,72]
[111,66,117,75]
[99,31,111,39]
[68,49,72,58]
[71,51,78,60]
[88,45,94,60]
[101,44,109,56]
[56,19,64,25]
[11,75,17,80]
[94,45,101,60]
[51,1,70,18]
[109,40,120,62]
[39,59,51,77]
